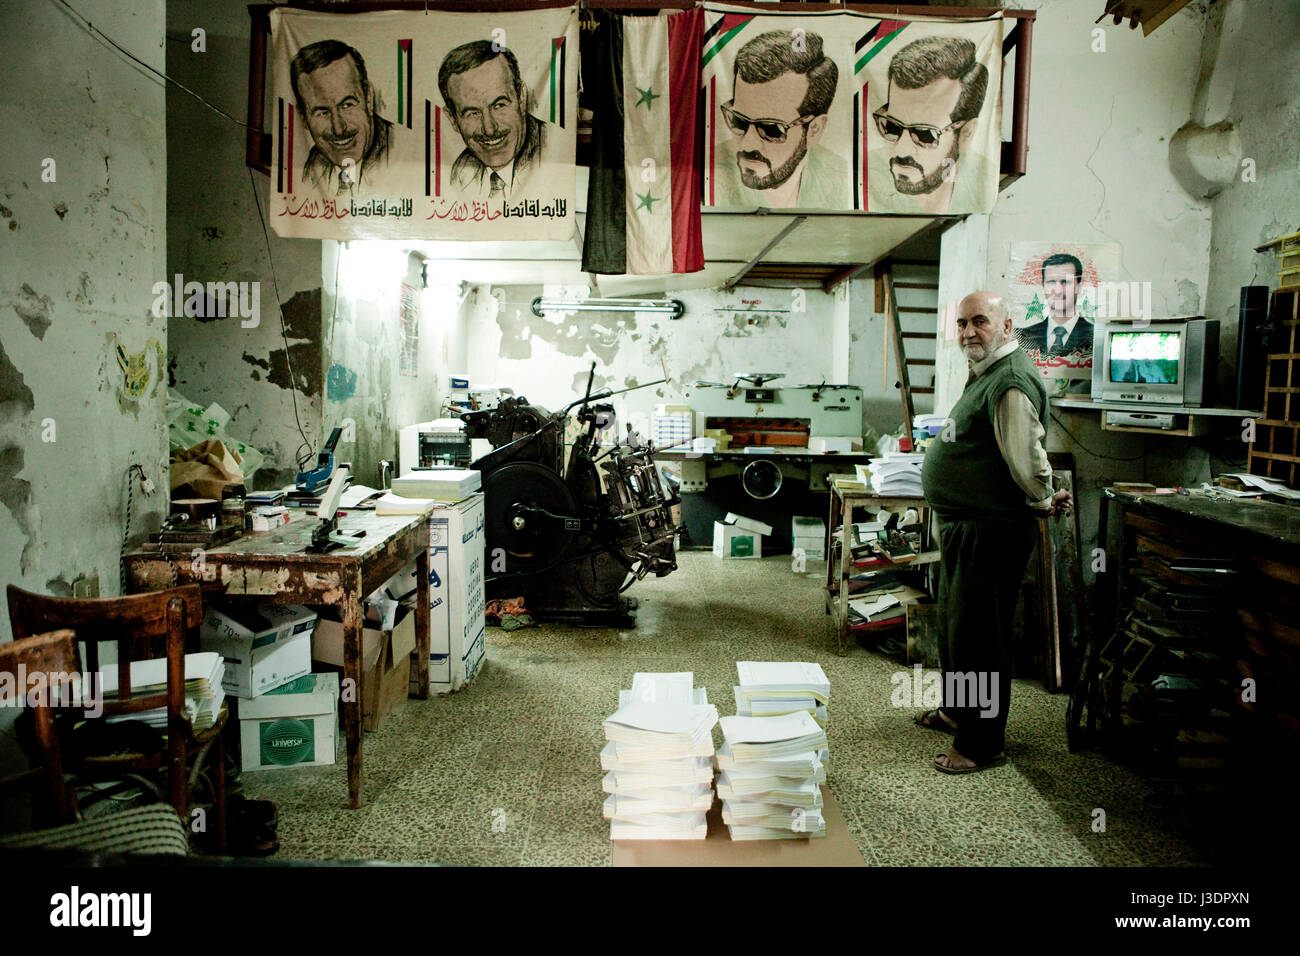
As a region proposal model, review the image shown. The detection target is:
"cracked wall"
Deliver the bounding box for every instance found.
[321,243,465,485]
[467,284,840,437]
[165,0,323,490]
[0,1,168,642]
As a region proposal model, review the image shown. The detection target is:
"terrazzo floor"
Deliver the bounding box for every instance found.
[240,551,1215,867]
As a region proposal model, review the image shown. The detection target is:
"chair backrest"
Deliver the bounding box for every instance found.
[6,584,205,820]
[0,629,81,826]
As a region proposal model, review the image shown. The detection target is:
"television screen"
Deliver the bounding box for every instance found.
[1109,331,1181,385]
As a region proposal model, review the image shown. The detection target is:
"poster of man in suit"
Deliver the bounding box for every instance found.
[1008,242,1120,381]
[269,7,577,240]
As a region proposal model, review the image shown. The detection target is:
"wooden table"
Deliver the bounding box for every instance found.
[825,480,936,655]
[124,511,430,809]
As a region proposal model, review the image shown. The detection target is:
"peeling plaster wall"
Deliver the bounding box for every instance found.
[0,0,168,664]
[1204,0,1300,380]
[322,243,459,485]
[466,284,840,437]
[166,0,323,490]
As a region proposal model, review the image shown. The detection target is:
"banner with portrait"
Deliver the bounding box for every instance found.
[269,7,578,240]
[1008,241,1121,381]
[701,5,1001,214]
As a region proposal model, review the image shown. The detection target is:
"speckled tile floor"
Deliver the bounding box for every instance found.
[238,552,1213,867]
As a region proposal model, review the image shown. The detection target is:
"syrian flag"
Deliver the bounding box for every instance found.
[582,9,704,276]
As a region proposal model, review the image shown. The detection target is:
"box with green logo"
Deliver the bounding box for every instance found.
[237,671,338,772]
[713,521,761,559]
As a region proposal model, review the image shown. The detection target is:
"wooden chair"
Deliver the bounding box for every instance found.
[6,584,227,851]
[0,629,81,826]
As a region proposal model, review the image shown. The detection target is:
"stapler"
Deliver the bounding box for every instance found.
[308,463,366,552]
[297,426,343,494]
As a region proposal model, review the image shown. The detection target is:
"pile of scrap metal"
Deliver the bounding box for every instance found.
[461,365,681,627]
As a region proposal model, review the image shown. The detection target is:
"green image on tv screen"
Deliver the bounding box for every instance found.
[1109,331,1180,385]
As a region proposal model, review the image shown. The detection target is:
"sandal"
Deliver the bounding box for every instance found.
[934,751,1007,775]
[914,709,956,735]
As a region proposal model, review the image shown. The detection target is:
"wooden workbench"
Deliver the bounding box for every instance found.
[124,511,431,809]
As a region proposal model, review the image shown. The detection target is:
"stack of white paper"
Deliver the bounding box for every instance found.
[99,652,226,731]
[863,453,925,496]
[720,664,831,839]
[735,661,831,731]
[603,673,718,840]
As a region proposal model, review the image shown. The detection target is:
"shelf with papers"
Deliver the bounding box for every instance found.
[824,482,934,655]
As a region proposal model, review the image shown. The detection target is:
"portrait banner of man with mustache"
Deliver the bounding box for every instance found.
[859,16,1003,214]
[701,10,854,210]
[268,7,578,241]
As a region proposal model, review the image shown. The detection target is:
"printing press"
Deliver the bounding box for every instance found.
[657,374,872,552]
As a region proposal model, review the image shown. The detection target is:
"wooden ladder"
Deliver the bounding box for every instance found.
[876,262,938,444]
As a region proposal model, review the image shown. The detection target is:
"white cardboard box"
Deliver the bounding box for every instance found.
[724,513,774,537]
[199,603,316,698]
[238,671,338,771]
[714,521,762,559]
[396,493,486,695]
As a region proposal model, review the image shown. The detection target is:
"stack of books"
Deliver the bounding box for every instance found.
[602,673,718,840]
[859,454,925,496]
[720,662,830,840]
[99,652,226,731]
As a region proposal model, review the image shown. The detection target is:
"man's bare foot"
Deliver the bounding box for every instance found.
[934,748,1007,775]
[914,709,957,734]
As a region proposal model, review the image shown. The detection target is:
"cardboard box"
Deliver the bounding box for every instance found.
[199,603,315,698]
[238,671,338,771]
[724,513,774,537]
[714,521,761,559]
[312,609,416,731]
[792,516,825,538]
[394,493,486,695]
[794,538,825,560]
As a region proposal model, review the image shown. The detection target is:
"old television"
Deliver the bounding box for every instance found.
[1092,318,1219,406]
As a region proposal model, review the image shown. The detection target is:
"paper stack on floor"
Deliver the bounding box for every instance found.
[99,652,226,731]
[603,673,718,840]
[721,661,830,840]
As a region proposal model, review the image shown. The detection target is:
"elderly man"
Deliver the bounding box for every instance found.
[917,291,1071,773]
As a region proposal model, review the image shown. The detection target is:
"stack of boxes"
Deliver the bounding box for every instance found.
[792,516,826,561]
[652,404,694,451]
[198,603,338,772]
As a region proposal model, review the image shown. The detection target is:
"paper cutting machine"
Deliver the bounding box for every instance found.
[659,374,869,550]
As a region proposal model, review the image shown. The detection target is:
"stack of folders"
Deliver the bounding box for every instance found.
[602,672,718,840]
[98,652,226,731]
[717,711,829,840]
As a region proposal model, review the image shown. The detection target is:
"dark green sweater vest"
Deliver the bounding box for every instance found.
[920,347,1048,521]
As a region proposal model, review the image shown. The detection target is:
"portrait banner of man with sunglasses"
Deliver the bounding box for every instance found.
[701,9,854,210]
[856,14,1004,215]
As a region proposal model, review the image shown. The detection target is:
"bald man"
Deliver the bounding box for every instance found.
[917,291,1071,774]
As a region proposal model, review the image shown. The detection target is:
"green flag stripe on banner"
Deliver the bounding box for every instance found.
[550,43,558,123]
[855,26,907,74]
[701,20,749,69]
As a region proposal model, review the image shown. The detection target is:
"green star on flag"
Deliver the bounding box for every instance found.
[634,86,660,110]
[635,189,661,213]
